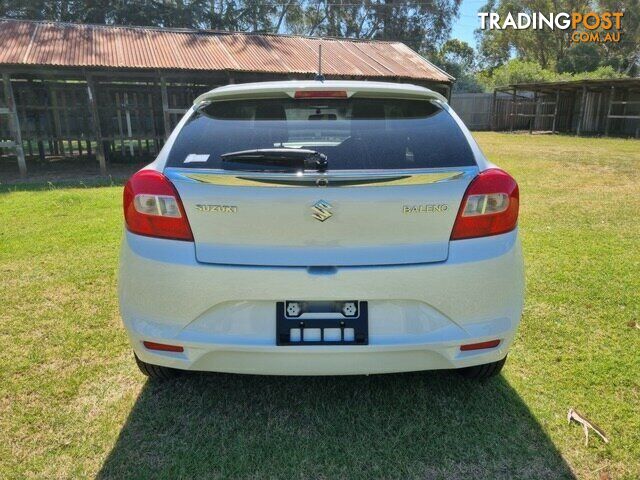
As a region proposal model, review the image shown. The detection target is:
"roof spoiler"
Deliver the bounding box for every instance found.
[193,83,448,106]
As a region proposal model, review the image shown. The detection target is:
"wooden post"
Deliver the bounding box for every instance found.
[59,88,71,154]
[71,88,82,158]
[49,87,65,156]
[530,91,538,134]
[567,91,576,133]
[27,79,46,161]
[160,76,172,141]
[552,89,560,134]
[443,84,451,103]
[115,91,125,157]
[604,86,616,137]
[86,74,107,174]
[510,87,516,132]
[147,91,158,155]
[490,89,497,130]
[132,92,142,154]
[576,85,587,136]
[2,73,27,177]
[123,92,134,157]
[594,89,603,133]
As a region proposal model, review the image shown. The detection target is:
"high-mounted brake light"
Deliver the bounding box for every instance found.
[294,90,348,99]
[451,169,519,240]
[123,170,193,241]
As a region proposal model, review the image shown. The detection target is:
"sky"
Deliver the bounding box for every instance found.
[450,0,487,48]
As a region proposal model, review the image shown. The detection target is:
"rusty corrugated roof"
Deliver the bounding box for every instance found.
[0,19,452,82]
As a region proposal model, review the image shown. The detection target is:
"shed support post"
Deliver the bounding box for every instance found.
[605,86,615,137]
[443,84,451,103]
[86,74,106,174]
[49,86,65,156]
[2,73,27,177]
[510,87,516,132]
[576,85,587,136]
[28,79,46,162]
[552,89,560,134]
[530,91,538,134]
[160,76,172,141]
[594,89,603,132]
[491,89,497,130]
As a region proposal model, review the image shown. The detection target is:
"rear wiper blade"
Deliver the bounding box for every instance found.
[221,148,328,172]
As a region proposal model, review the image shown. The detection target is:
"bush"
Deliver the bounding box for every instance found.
[570,66,625,80]
[477,60,557,89]
[476,59,626,90]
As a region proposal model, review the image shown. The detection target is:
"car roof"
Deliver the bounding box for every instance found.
[193,80,447,105]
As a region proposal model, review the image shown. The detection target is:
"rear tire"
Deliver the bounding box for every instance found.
[134,353,180,380]
[458,355,507,380]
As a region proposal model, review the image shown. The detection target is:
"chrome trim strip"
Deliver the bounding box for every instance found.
[165,166,477,188]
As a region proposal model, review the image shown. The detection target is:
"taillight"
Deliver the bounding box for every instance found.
[451,169,519,240]
[123,170,193,241]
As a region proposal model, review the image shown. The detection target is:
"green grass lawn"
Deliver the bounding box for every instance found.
[1,133,638,479]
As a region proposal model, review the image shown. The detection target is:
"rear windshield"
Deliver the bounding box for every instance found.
[166,97,476,170]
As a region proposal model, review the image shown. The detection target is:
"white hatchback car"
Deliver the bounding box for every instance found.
[119,80,524,380]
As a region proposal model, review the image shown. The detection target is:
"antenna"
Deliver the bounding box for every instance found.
[315,43,325,82]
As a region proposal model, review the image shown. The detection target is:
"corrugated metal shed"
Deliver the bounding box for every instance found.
[0,19,451,82]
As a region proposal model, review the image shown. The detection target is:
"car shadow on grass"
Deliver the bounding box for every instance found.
[97,371,575,480]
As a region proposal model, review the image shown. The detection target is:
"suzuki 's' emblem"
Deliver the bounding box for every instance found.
[311,200,333,222]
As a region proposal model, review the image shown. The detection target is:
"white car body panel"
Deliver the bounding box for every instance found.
[120,229,523,375]
[119,80,524,375]
[166,166,477,266]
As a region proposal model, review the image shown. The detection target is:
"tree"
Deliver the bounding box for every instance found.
[1,0,470,85]
[476,0,638,75]
[597,0,640,75]
[476,0,591,71]
[1,0,465,54]
[431,39,483,92]
[278,1,463,56]
[556,43,602,73]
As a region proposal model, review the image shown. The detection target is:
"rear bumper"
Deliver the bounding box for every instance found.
[119,229,524,375]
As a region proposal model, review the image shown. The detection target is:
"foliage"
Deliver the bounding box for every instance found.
[570,65,626,80]
[477,59,626,89]
[556,43,603,74]
[477,59,557,89]
[0,0,463,54]
[476,0,639,76]
[430,39,484,92]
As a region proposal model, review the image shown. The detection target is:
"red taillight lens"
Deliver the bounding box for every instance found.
[451,169,519,240]
[123,170,193,241]
[294,90,348,99]
[460,339,500,351]
[143,341,184,352]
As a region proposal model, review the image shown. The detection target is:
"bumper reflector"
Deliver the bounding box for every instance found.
[143,341,184,353]
[460,339,500,351]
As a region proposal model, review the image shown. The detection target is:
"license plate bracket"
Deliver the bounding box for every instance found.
[276,301,368,346]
